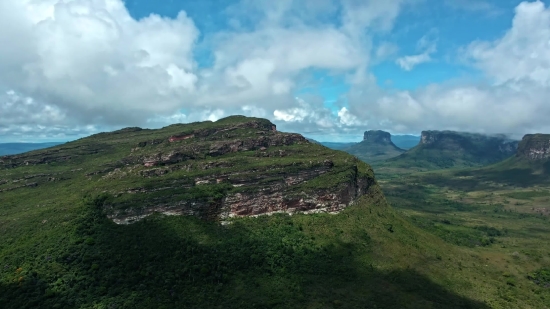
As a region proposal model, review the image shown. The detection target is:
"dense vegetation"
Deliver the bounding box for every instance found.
[1,118,549,308]
[377,164,550,308]
[1,183,499,308]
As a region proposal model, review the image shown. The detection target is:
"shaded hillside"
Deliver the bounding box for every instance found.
[343,130,405,163]
[0,116,515,308]
[0,142,64,156]
[382,130,518,171]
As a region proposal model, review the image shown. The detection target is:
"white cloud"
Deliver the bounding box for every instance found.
[0,0,409,141]
[466,1,550,87]
[337,107,362,126]
[395,53,433,71]
[3,0,549,142]
[0,0,200,127]
[348,1,550,136]
[396,30,438,71]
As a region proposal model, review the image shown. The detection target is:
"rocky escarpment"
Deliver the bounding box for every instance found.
[0,116,377,224]
[516,134,550,160]
[363,130,393,145]
[342,130,404,163]
[106,160,374,224]
[384,130,520,169]
[419,130,518,154]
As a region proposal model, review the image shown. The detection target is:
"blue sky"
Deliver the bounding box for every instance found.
[1,0,550,142]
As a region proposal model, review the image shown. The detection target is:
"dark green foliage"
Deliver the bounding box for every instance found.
[0,193,491,309]
[529,268,550,287]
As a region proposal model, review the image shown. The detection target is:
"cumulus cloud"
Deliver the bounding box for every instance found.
[0,0,409,141]
[349,1,550,136]
[1,0,549,142]
[396,30,438,71]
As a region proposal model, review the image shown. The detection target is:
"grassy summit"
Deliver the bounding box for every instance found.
[0,116,375,223]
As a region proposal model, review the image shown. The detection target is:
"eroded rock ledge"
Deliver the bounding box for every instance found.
[517,134,550,160]
[106,163,374,224]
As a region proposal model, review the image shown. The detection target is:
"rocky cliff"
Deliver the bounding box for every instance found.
[0,116,376,224]
[364,130,393,144]
[384,130,519,169]
[342,130,404,163]
[419,130,518,154]
[516,134,550,160]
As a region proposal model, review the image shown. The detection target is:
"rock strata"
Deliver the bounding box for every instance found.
[516,134,550,160]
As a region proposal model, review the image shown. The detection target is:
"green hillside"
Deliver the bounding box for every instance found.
[0,117,545,308]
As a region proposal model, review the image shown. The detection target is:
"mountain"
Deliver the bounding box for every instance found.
[0,142,64,156]
[342,130,405,163]
[383,130,518,170]
[1,116,374,223]
[458,133,550,186]
[0,116,508,308]
[391,135,420,150]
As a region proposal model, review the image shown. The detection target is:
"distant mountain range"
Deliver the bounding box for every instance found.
[0,142,65,156]
[383,130,519,170]
[311,134,420,152]
[466,133,550,185]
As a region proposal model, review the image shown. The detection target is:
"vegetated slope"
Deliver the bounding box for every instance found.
[381,130,518,171]
[391,134,421,150]
[0,116,375,224]
[377,167,550,309]
[0,142,64,156]
[0,117,528,308]
[343,130,405,163]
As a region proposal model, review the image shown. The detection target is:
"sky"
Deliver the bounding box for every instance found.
[1,0,550,143]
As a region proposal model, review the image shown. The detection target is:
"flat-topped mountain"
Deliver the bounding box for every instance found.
[0,116,375,224]
[364,130,392,144]
[342,130,405,163]
[383,130,518,170]
[448,134,550,186]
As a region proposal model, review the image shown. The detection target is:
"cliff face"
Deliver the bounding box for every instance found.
[385,130,519,170]
[419,130,518,155]
[364,130,393,144]
[516,134,550,160]
[107,163,374,224]
[342,130,404,163]
[1,116,377,224]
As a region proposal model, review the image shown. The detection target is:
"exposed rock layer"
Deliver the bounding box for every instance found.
[516,134,550,160]
[1,116,376,224]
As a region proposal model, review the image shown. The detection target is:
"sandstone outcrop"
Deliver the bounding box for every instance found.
[516,134,550,160]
